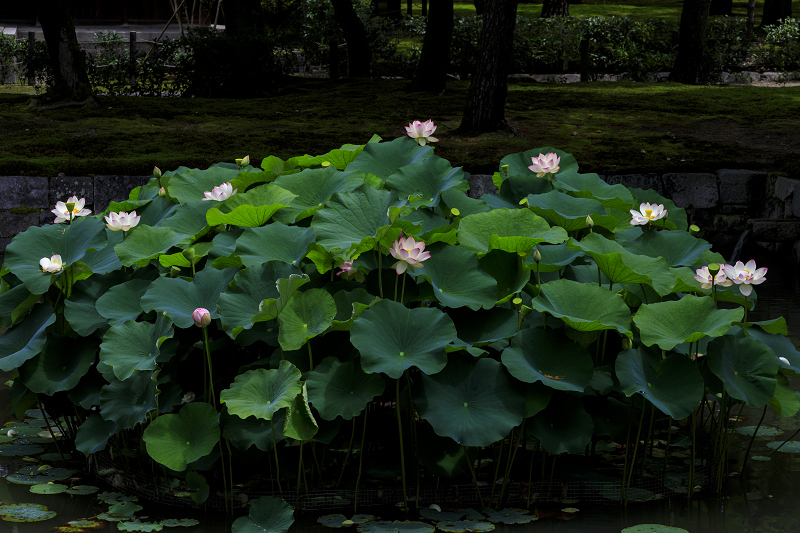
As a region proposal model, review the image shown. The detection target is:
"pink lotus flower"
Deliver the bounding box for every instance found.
[104,210,141,232]
[337,260,365,282]
[629,202,667,225]
[528,153,561,178]
[39,254,63,273]
[693,265,733,290]
[405,120,439,146]
[389,235,431,275]
[201,182,237,202]
[192,308,212,327]
[722,260,767,297]
[51,196,91,223]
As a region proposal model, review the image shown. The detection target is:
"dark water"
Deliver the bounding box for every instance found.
[1,258,799,533]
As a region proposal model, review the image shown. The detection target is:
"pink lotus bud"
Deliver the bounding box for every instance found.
[192,308,211,327]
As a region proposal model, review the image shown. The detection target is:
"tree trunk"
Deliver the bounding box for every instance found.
[761,0,792,27]
[35,0,93,102]
[669,0,712,85]
[457,0,518,133]
[224,0,264,35]
[474,0,486,15]
[708,0,732,16]
[541,0,569,18]
[409,0,454,93]
[746,0,756,39]
[330,0,371,77]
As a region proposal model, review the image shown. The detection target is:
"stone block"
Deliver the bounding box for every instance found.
[0,176,49,210]
[0,237,11,256]
[662,173,718,208]
[794,195,800,219]
[749,219,800,242]
[717,169,767,205]
[713,213,748,233]
[774,176,799,201]
[763,198,784,219]
[94,175,151,212]
[50,176,94,207]
[604,174,665,196]
[794,240,800,263]
[720,204,749,215]
[0,210,41,238]
[468,174,497,199]
[688,207,715,229]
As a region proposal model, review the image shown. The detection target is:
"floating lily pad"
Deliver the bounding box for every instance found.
[118,520,164,532]
[231,496,294,533]
[437,521,495,533]
[419,508,466,522]
[30,483,69,494]
[736,426,783,437]
[621,525,689,533]
[97,492,139,504]
[109,501,144,517]
[6,473,58,485]
[767,441,800,453]
[160,518,201,527]
[482,509,535,525]
[40,452,72,461]
[357,521,436,533]
[97,512,134,522]
[65,485,100,495]
[460,510,485,521]
[318,514,368,528]
[52,519,105,531]
[0,503,57,522]
[751,456,772,462]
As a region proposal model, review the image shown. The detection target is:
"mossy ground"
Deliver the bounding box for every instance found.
[1,78,799,177]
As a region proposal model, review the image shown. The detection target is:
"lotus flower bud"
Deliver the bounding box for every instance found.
[707,263,720,278]
[621,337,633,350]
[586,215,594,229]
[183,247,196,264]
[158,187,166,197]
[192,308,211,328]
[153,166,162,179]
[532,248,542,263]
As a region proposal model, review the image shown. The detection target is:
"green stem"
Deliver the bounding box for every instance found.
[218,439,229,514]
[624,399,646,504]
[688,409,697,500]
[377,250,384,299]
[400,271,407,305]
[662,416,673,479]
[466,447,485,509]
[336,418,357,489]
[296,440,304,509]
[527,441,538,508]
[489,435,505,506]
[500,420,525,506]
[396,378,408,511]
[307,340,314,372]
[394,272,399,302]
[36,396,66,462]
[769,425,800,457]
[201,327,216,406]
[353,406,368,514]
[270,418,283,496]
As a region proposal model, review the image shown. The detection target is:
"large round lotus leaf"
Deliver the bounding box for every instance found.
[330,288,379,330]
[108,501,144,517]
[348,136,433,180]
[477,250,530,303]
[140,267,238,328]
[385,155,466,207]
[312,186,404,255]
[18,335,96,395]
[630,187,688,231]
[530,393,593,454]
[80,227,124,274]
[0,444,45,456]
[0,283,38,329]
[231,496,294,533]
[418,509,466,522]
[234,224,316,267]
[483,509,535,525]
[17,466,75,479]
[283,383,318,441]
[0,303,56,372]
[160,518,200,527]
[95,278,152,326]
[114,226,185,267]
[621,525,689,533]
[767,441,800,453]
[457,208,567,257]
[277,288,337,350]
[0,503,57,522]
[437,521,495,533]
[206,183,296,227]
[707,334,778,408]
[415,243,497,310]
[351,299,457,379]
[414,357,524,446]
[143,402,220,471]
[524,242,584,273]
[358,521,436,533]
[621,231,712,268]
[75,413,118,455]
[566,233,676,295]
[167,164,242,204]
[221,407,287,451]
[554,169,634,210]
[768,373,800,417]
[272,166,363,223]
[99,315,174,381]
[526,191,618,232]
[66,485,100,495]
[449,307,518,347]
[633,296,743,350]
[157,201,215,241]
[99,371,157,429]
[736,426,783,437]
[6,473,55,484]
[747,327,800,374]
[217,263,299,338]
[307,357,385,420]
[497,173,552,205]
[117,520,164,532]
[64,275,113,336]
[531,278,631,334]
[501,327,594,392]
[616,347,704,420]
[501,146,578,177]
[53,518,105,531]
[221,360,303,420]
[30,483,68,494]
[4,216,107,294]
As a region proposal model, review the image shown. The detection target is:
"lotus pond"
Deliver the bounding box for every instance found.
[1,130,800,533]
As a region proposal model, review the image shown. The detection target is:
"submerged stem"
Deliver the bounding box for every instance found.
[354,406,369,514]
[396,378,408,511]
[270,418,283,496]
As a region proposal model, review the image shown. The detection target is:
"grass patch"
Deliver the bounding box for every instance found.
[1,78,799,177]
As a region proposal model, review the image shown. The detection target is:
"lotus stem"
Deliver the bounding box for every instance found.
[624,398,646,505]
[547,453,557,501]
[489,434,505,506]
[376,250,384,299]
[218,439,229,514]
[768,425,800,457]
[642,403,656,472]
[225,435,234,507]
[400,272,407,306]
[201,327,216,406]
[500,420,525,506]
[270,418,283,496]
[620,400,634,504]
[296,440,304,509]
[36,396,66,463]
[466,447,485,509]
[688,409,697,501]
[717,401,745,492]
[662,416,673,479]
[307,340,314,372]
[336,418,357,489]
[396,378,408,511]
[743,295,749,324]
[353,405,369,514]
[394,272,399,302]
[527,441,539,508]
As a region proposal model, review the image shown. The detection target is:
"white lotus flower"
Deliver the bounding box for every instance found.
[201,182,237,201]
[630,202,667,225]
[52,196,91,223]
[693,265,733,290]
[104,211,141,232]
[722,259,767,297]
[40,254,63,273]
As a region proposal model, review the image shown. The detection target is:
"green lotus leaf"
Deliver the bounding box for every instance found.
[501,327,594,392]
[277,288,337,351]
[140,267,238,328]
[531,278,631,333]
[114,226,184,267]
[416,421,469,478]
[117,520,163,532]
[520,381,554,418]
[307,357,385,421]
[633,297,743,350]
[231,496,294,533]
[437,521,496,533]
[0,503,57,522]
[330,288,379,330]
[159,518,200,527]
[386,155,467,207]
[97,491,139,504]
[357,521,436,533]
[99,315,174,381]
[497,173,552,205]
[735,425,783,437]
[501,146,578,177]
[525,191,618,232]
[530,392,593,454]
[307,144,366,170]
[143,402,220,471]
[167,164,242,204]
[318,514,354,528]
[221,360,303,420]
[221,407,287,451]
[616,347,704,420]
[312,186,405,255]
[206,183,296,227]
[746,327,800,373]
[554,169,635,210]
[348,136,434,181]
[621,525,689,533]
[415,357,525,446]
[449,307,518,347]
[769,372,800,417]
[217,263,299,337]
[0,283,39,329]
[99,371,157,429]
[272,166,364,223]
[18,335,97,395]
[4,216,107,294]
[234,224,316,267]
[76,228,124,274]
[414,243,497,309]
[64,273,125,336]
[524,242,584,273]
[157,201,214,241]
[621,230,712,267]
[0,303,56,372]
[29,483,68,495]
[95,278,154,326]
[473,248,528,304]
[707,334,778,408]
[109,501,144,517]
[0,444,45,456]
[441,188,491,217]
[567,233,676,295]
[65,485,100,495]
[283,383,318,441]
[457,208,567,256]
[419,509,466,522]
[130,194,178,225]
[629,188,688,231]
[351,299,457,379]
[253,273,311,322]
[767,441,800,453]
[483,509,535,525]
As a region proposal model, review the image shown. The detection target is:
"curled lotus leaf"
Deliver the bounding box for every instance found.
[220,360,303,420]
[707,334,778,408]
[531,278,632,334]
[0,503,57,522]
[457,208,567,257]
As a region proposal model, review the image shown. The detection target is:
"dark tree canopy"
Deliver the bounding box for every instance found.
[330,0,372,77]
[409,0,455,93]
[669,0,712,84]
[224,0,265,35]
[761,0,792,26]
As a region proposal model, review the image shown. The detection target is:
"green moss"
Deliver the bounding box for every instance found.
[8,207,40,216]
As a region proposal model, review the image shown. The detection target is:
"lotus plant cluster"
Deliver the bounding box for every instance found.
[3,130,793,521]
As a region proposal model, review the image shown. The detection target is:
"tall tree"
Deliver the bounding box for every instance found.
[541,0,569,18]
[669,0,712,84]
[457,0,519,133]
[330,0,371,77]
[761,0,792,26]
[35,0,93,102]
[408,0,454,93]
